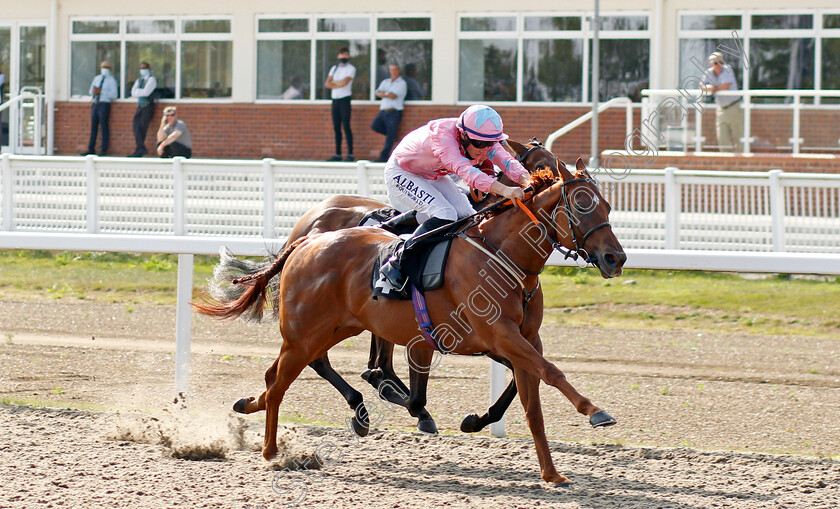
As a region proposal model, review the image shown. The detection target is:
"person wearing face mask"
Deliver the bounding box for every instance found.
[128,62,157,157]
[325,47,356,161]
[82,61,119,156]
[378,104,530,289]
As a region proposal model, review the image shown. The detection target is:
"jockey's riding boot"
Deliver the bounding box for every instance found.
[380,217,451,289]
[379,210,418,233]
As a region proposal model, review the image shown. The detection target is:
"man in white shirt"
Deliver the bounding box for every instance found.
[128,61,157,157]
[83,60,119,156]
[700,51,743,152]
[325,47,356,161]
[370,64,407,162]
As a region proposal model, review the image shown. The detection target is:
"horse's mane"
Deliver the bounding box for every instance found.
[528,168,560,192]
[482,168,561,220]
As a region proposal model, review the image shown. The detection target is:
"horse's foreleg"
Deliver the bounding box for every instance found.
[492,328,603,419]
[405,347,437,434]
[309,355,369,437]
[361,336,410,407]
[514,366,570,485]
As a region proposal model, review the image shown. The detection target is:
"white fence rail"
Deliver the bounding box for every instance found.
[3,155,839,254]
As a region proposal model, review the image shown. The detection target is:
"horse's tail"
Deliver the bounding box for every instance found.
[192,237,306,323]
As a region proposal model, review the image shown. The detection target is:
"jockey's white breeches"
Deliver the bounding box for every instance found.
[384,160,476,222]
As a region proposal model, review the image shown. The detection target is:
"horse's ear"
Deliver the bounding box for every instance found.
[573,157,592,179]
[557,156,574,181]
[505,139,527,157]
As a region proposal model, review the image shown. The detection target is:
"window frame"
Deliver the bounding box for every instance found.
[677,9,840,105]
[254,13,434,103]
[69,15,233,102]
[456,11,651,105]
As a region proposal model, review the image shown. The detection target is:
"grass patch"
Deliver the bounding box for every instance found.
[0,250,225,305]
[1,396,107,412]
[541,267,840,338]
[1,250,838,337]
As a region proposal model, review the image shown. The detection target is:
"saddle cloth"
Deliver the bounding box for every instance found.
[370,238,453,300]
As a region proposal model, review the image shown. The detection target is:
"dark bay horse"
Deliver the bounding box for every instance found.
[211,139,558,436]
[195,160,626,484]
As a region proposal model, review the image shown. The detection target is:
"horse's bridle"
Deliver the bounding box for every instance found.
[515,147,612,267]
[548,177,613,267]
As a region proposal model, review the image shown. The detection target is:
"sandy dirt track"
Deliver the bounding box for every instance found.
[1,298,839,508]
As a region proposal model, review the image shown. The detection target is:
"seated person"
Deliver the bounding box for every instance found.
[156,106,192,158]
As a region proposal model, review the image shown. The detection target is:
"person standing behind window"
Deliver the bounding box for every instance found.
[371,64,407,162]
[83,61,118,156]
[280,76,304,100]
[700,51,743,153]
[325,46,355,161]
[128,61,157,157]
[156,106,192,158]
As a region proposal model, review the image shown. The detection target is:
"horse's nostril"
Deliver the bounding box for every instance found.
[603,253,617,268]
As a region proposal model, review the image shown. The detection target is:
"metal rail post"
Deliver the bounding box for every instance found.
[175,253,193,401]
[263,158,275,238]
[489,360,507,437]
[1,154,13,231]
[768,169,785,252]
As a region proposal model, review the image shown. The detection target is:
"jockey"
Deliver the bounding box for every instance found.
[380,104,530,289]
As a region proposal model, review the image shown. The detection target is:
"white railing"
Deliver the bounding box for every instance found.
[641,89,840,154]
[545,97,634,154]
[0,88,46,155]
[3,155,838,255]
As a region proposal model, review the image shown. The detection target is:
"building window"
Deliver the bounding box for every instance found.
[678,10,839,104]
[256,14,432,102]
[70,16,232,100]
[590,15,651,102]
[458,12,650,104]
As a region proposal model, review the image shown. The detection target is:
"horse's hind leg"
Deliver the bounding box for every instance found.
[261,345,312,461]
[233,356,279,414]
[309,355,370,437]
[461,356,518,433]
[461,378,517,433]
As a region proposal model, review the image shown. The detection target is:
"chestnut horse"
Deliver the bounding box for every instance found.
[211,139,559,436]
[195,159,626,484]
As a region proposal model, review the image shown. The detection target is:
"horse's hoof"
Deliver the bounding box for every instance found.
[263,446,278,461]
[232,397,251,414]
[418,418,438,435]
[460,413,482,433]
[589,410,617,427]
[360,368,384,386]
[351,417,370,437]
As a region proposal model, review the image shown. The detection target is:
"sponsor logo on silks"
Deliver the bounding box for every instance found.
[392,175,435,205]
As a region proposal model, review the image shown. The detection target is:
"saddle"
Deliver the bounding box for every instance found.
[359,208,458,300]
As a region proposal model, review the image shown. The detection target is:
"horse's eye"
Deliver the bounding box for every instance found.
[574,194,598,213]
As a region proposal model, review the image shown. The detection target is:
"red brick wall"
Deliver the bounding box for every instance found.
[54,101,839,173]
[623,153,840,173]
[54,102,637,162]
